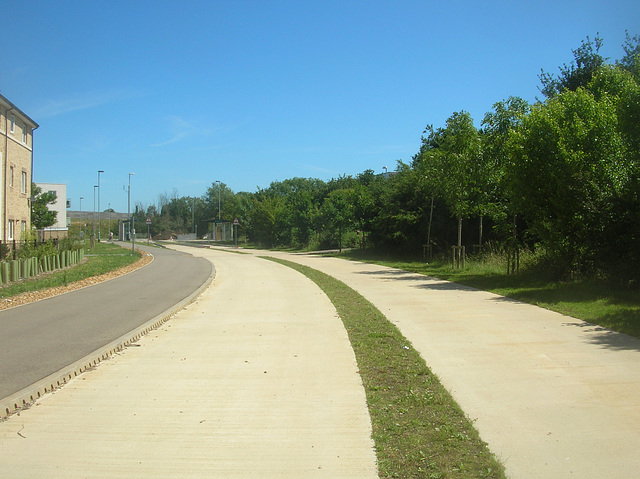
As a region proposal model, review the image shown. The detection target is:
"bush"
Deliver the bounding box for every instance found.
[16,231,86,261]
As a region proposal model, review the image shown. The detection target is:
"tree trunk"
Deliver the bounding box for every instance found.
[427,193,434,246]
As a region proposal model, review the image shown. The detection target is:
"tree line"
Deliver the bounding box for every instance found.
[134,33,639,281]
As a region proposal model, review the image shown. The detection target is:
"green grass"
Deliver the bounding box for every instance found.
[340,250,640,340]
[264,256,505,479]
[0,242,141,299]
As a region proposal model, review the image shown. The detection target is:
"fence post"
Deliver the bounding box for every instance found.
[10,260,18,282]
[451,245,465,269]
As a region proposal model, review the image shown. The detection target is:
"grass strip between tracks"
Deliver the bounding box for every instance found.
[263,256,505,479]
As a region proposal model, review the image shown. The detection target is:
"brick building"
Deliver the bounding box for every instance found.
[0,94,39,243]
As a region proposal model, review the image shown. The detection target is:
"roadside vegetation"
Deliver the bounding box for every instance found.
[130,34,639,292]
[340,248,640,340]
[266,256,505,479]
[0,242,140,299]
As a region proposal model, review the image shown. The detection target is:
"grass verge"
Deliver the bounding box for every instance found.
[340,251,640,340]
[264,256,505,479]
[0,242,140,299]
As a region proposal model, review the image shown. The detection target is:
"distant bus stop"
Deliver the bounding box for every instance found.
[119,219,135,241]
[209,219,232,241]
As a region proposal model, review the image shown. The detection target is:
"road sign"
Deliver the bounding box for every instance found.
[146,218,152,225]
[233,217,240,225]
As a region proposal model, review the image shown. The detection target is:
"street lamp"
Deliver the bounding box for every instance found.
[128,173,135,240]
[128,173,135,253]
[214,180,222,242]
[93,185,98,240]
[79,196,85,238]
[192,197,196,235]
[216,180,221,220]
[97,170,104,241]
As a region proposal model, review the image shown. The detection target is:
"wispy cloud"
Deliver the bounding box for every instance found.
[305,164,339,175]
[151,116,199,147]
[151,116,250,148]
[34,88,147,118]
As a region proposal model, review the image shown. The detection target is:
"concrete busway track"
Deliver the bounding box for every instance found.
[3,242,639,478]
[0,243,213,416]
[0,245,378,478]
[254,249,640,479]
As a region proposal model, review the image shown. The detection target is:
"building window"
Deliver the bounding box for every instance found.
[21,221,27,236]
[22,124,27,143]
[21,171,27,194]
[9,166,13,187]
[10,115,15,133]
[8,220,14,241]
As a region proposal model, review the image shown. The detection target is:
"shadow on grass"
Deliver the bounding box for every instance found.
[561,319,640,352]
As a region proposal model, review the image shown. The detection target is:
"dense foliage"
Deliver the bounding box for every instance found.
[135,33,639,281]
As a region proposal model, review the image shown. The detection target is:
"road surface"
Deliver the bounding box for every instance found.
[0,243,212,401]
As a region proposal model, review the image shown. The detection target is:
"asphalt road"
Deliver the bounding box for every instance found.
[0,243,212,400]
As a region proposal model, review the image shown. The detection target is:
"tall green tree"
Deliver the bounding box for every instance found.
[204,182,239,222]
[584,63,640,277]
[618,31,640,75]
[507,84,628,277]
[539,34,606,98]
[426,111,482,249]
[320,188,355,252]
[352,171,379,249]
[481,97,531,241]
[247,190,288,247]
[31,183,58,230]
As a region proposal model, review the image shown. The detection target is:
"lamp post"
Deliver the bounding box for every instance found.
[128,173,135,253]
[192,197,196,236]
[215,180,221,241]
[128,173,134,240]
[216,180,221,220]
[79,196,85,238]
[97,170,104,241]
[93,185,98,242]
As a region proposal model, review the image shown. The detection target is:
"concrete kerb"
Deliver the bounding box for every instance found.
[0,262,216,420]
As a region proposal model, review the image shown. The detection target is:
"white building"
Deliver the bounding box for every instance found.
[35,182,68,240]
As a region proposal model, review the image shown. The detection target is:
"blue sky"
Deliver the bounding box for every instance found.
[1,1,637,213]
